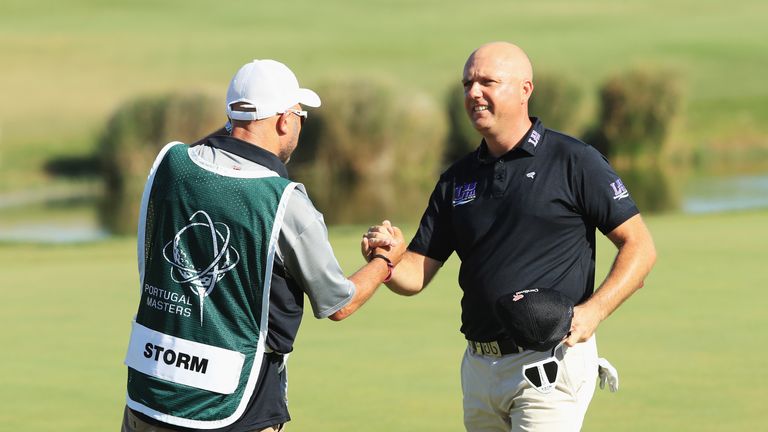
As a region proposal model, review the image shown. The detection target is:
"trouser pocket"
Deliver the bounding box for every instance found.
[561,338,598,398]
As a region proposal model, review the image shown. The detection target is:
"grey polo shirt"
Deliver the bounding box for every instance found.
[188,135,355,352]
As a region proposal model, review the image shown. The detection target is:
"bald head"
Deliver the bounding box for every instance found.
[462,42,535,155]
[465,42,533,82]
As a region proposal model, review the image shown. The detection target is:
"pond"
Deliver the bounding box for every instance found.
[0,222,109,244]
[1,173,767,244]
[682,174,768,214]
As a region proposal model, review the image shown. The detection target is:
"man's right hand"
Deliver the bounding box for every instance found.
[362,221,442,297]
[361,220,404,263]
[330,220,406,321]
[368,220,406,266]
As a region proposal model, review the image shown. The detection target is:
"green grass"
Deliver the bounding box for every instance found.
[1,0,768,190]
[1,210,766,430]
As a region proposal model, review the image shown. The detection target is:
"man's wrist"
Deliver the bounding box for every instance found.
[371,254,394,283]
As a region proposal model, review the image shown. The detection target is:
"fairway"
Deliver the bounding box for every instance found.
[2,0,768,191]
[1,210,766,430]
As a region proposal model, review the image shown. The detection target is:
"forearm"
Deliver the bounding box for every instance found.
[329,258,391,321]
[360,223,439,296]
[385,251,438,296]
[566,214,656,346]
[586,234,656,320]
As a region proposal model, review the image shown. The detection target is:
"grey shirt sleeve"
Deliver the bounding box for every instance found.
[277,185,356,318]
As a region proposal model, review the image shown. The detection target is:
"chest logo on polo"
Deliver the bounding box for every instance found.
[453,181,478,206]
[610,179,630,200]
[162,210,240,324]
[526,171,536,180]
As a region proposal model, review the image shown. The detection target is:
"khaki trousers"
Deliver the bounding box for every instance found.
[461,336,598,432]
[121,406,284,432]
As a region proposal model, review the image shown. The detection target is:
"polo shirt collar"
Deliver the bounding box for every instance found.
[205,135,290,178]
[520,117,544,154]
[474,117,544,165]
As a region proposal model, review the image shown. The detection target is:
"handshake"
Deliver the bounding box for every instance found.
[360,220,406,281]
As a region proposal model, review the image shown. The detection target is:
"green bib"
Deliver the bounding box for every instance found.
[125,143,295,428]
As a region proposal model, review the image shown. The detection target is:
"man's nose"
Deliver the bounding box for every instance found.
[467,82,482,98]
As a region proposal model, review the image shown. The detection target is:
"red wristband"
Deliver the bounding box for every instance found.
[372,254,394,283]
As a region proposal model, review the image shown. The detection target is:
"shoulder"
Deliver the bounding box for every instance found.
[159,141,187,158]
[541,129,607,164]
[147,142,186,176]
[282,185,324,237]
[543,129,589,153]
[286,184,312,209]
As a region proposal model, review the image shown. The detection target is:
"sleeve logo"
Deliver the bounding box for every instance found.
[610,179,630,200]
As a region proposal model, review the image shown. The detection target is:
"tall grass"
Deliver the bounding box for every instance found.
[97,92,222,234]
[291,77,446,224]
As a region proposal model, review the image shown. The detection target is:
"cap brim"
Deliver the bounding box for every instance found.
[297,88,321,107]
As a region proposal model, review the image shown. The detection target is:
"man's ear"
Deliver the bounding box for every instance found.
[521,79,534,104]
[275,112,290,135]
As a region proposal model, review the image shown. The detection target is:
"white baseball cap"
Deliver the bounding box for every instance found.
[226,59,321,121]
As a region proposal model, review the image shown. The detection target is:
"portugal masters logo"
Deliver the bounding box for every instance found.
[162,211,240,324]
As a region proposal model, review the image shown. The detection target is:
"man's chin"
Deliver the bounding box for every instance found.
[470,120,492,133]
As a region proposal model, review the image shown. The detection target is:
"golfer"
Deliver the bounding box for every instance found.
[365,42,656,431]
[121,59,405,432]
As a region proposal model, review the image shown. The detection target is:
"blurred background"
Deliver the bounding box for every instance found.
[2,0,768,235]
[1,1,766,430]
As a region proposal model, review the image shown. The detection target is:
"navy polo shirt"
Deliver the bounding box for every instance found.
[409,118,639,342]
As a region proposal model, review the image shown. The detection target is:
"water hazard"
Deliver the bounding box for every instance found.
[1,174,767,243]
[682,174,768,214]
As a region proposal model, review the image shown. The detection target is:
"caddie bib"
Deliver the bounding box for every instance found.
[125,142,296,429]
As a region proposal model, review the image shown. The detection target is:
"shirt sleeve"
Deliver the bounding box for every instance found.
[408,174,455,262]
[573,145,640,234]
[278,186,355,319]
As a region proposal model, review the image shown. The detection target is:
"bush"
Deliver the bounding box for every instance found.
[97,92,222,235]
[616,164,680,213]
[528,71,585,136]
[588,67,683,162]
[583,67,685,213]
[290,78,447,224]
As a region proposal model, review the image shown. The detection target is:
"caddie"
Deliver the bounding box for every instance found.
[121,59,405,432]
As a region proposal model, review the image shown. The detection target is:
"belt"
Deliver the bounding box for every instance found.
[467,338,524,357]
